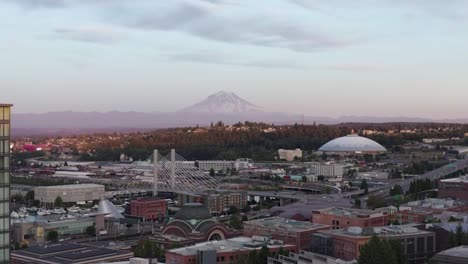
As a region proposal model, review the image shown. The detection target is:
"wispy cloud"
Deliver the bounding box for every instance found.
[324,63,387,72]
[52,27,125,44]
[122,1,352,53]
[168,50,305,69]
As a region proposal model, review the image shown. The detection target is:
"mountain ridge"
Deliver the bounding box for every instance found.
[10,91,468,135]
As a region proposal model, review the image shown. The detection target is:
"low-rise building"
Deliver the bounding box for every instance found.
[12,214,106,244]
[11,242,133,264]
[243,217,330,250]
[34,184,105,204]
[278,149,303,161]
[312,207,388,229]
[165,236,296,264]
[305,162,346,180]
[130,198,167,221]
[268,250,356,264]
[438,176,468,200]
[431,245,468,264]
[314,225,436,263]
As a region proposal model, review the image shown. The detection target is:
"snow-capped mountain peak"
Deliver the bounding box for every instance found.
[181,91,262,113]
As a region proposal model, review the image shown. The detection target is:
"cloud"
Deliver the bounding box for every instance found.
[168,50,305,69]
[3,0,67,8]
[324,64,387,72]
[124,1,352,52]
[52,27,125,44]
[290,0,467,20]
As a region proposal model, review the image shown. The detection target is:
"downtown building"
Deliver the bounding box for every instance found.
[0,104,11,263]
[312,207,388,229]
[313,225,435,263]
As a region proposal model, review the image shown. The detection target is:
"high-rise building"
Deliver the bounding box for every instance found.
[0,104,12,263]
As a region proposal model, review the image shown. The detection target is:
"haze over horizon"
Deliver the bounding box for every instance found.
[1,0,468,119]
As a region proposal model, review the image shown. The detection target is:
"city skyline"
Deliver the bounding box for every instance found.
[1,0,468,119]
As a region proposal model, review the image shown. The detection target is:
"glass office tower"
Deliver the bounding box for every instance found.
[0,104,11,263]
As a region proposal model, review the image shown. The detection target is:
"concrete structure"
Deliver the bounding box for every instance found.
[196,160,250,171]
[0,104,11,263]
[314,225,435,263]
[438,176,468,200]
[243,217,330,250]
[130,198,167,221]
[12,214,105,244]
[278,149,303,161]
[312,208,388,229]
[431,245,468,264]
[11,242,133,264]
[306,162,346,181]
[268,250,356,264]
[319,135,386,154]
[34,184,105,204]
[165,236,296,264]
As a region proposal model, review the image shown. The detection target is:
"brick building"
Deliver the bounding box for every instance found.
[312,207,388,229]
[204,191,248,214]
[166,236,296,264]
[130,198,167,221]
[314,225,435,263]
[438,177,468,200]
[243,217,330,250]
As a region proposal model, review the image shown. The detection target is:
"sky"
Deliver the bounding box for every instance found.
[1,0,468,118]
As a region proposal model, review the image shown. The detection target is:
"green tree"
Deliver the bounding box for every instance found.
[301,176,308,182]
[229,214,243,230]
[360,179,369,195]
[134,240,165,261]
[390,185,403,196]
[85,225,96,236]
[47,230,59,242]
[241,205,251,213]
[317,175,325,182]
[228,205,239,215]
[209,168,215,177]
[367,195,387,209]
[358,235,397,264]
[325,186,331,194]
[25,191,34,201]
[54,196,63,207]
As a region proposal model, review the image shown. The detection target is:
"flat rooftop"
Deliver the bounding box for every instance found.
[314,207,385,218]
[35,184,104,189]
[319,225,431,238]
[440,176,468,183]
[168,237,292,257]
[12,243,133,264]
[0,104,13,107]
[244,217,329,232]
[433,245,468,261]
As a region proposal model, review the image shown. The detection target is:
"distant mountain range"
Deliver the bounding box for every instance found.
[11,91,468,136]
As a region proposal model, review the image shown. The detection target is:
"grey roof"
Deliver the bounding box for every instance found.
[174,203,211,221]
[319,135,387,153]
[98,199,124,219]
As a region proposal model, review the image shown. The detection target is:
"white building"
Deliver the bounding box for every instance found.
[35,184,105,204]
[196,160,250,171]
[305,162,346,180]
[278,148,303,161]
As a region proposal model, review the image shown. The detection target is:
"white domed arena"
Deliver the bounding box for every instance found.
[319,134,387,154]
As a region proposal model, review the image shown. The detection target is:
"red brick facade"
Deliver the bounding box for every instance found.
[312,208,388,229]
[438,180,468,200]
[130,198,167,221]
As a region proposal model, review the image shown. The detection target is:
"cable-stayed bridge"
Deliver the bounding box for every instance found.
[128,149,221,196]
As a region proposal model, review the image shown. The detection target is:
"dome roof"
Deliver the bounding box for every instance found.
[319,134,386,153]
[174,203,212,222]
